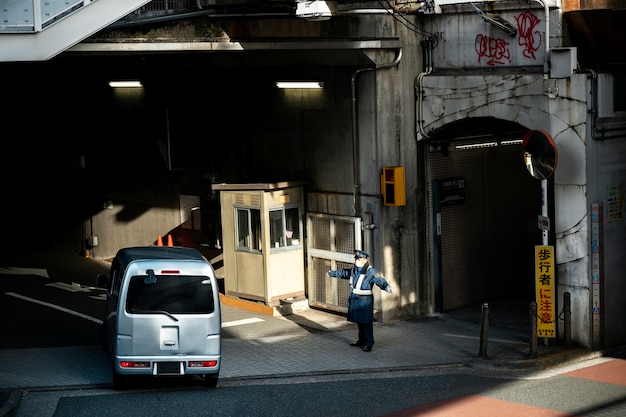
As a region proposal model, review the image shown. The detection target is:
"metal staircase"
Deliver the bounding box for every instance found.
[0,0,151,62]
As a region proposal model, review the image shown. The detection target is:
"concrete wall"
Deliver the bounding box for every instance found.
[307,28,426,321]
[89,191,184,259]
[585,74,626,348]
[551,75,591,349]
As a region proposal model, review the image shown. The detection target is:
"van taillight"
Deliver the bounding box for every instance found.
[161,270,180,274]
[120,361,150,368]
[188,360,218,368]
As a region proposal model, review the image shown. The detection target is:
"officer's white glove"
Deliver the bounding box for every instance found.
[385,285,392,294]
[327,271,332,277]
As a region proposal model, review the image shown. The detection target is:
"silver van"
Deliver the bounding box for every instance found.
[97,246,221,389]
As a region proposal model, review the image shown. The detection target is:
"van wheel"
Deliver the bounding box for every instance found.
[204,374,218,388]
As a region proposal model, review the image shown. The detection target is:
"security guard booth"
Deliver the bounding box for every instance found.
[212,181,307,306]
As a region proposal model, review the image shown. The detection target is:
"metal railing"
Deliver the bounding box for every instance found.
[1,0,85,33]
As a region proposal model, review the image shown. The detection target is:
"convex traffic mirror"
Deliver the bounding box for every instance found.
[522,130,558,180]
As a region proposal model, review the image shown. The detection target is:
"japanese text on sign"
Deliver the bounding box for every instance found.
[535,245,556,338]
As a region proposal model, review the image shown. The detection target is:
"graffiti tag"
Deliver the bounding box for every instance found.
[516,11,542,60]
[475,34,511,66]
[474,11,543,65]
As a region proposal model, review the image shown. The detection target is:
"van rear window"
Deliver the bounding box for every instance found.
[126,275,215,314]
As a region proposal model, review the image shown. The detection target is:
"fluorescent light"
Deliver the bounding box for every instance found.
[500,139,523,146]
[455,142,498,150]
[109,81,143,88]
[276,81,324,89]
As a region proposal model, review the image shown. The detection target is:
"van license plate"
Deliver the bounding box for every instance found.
[157,362,181,374]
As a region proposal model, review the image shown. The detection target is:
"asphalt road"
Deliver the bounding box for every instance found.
[11,359,626,417]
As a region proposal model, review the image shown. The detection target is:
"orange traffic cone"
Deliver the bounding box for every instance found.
[167,234,173,247]
[157,235,163,246]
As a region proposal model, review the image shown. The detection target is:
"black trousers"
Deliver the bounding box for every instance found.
[357,322,374,347]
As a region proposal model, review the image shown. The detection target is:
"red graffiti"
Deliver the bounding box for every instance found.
[475,34,511,65]
[516,11,542,60]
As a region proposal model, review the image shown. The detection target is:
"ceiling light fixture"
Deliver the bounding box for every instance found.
[455,141,498,150]
[500,139,523,146]
[109,81,143,88]
[276,81,324,89]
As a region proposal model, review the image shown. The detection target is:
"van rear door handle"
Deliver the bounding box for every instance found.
[164,340,176,346]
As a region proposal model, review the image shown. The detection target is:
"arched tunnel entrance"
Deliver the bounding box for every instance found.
[425,117,544,313]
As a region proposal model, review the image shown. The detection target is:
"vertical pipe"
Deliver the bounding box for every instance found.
[432,181,443,312]
[351,49,402,216]
[529,301,538,358]
[479,303,489,358]
[363,211,374,258]
[564,292,571,347]
[350,76,361,215]
[529,0,550,74]
[416,38,433,140]
[541,179,548,246]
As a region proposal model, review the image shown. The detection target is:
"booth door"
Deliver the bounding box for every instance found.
[234,250,265,299]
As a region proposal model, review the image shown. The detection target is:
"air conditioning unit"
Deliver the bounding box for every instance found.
[295,0,337,21]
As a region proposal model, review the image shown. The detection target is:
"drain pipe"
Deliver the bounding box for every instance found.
[416,38,433,141]
[350,48,403,216]
[531,0,550,74]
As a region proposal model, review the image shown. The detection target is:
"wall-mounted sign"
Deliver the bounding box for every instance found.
[591,203,603,347]
[438,177,466,206]
[607,184,624,222]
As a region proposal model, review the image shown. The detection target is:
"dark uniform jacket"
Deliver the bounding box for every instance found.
[328,263,390,323]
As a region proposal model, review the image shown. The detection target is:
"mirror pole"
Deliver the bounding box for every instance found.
[542,179,548,246]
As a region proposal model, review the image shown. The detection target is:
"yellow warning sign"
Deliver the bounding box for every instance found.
[535,246,556,338]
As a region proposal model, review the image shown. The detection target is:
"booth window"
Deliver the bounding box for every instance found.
[236,207,261,252]
[269,206,301,249]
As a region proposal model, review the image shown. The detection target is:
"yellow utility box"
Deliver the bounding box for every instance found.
[381,166,406,206]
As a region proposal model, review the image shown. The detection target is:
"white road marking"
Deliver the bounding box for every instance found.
[0,267,49,278]
[222,318,265,328]
[90,294,107,301]
[4,292,103,324]
[46,282,94,292]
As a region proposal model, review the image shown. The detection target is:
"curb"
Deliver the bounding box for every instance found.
[468,348,599,372]
[219,294,275,316]
[219,293,313,318]
[0,391,22,417]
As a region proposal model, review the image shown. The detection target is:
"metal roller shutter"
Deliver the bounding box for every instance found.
[428,140,541,311]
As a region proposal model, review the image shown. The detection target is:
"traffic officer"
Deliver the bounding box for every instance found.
[327,249,392,352]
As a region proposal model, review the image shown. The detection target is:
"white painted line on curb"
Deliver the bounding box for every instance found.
[222,318,265,328]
